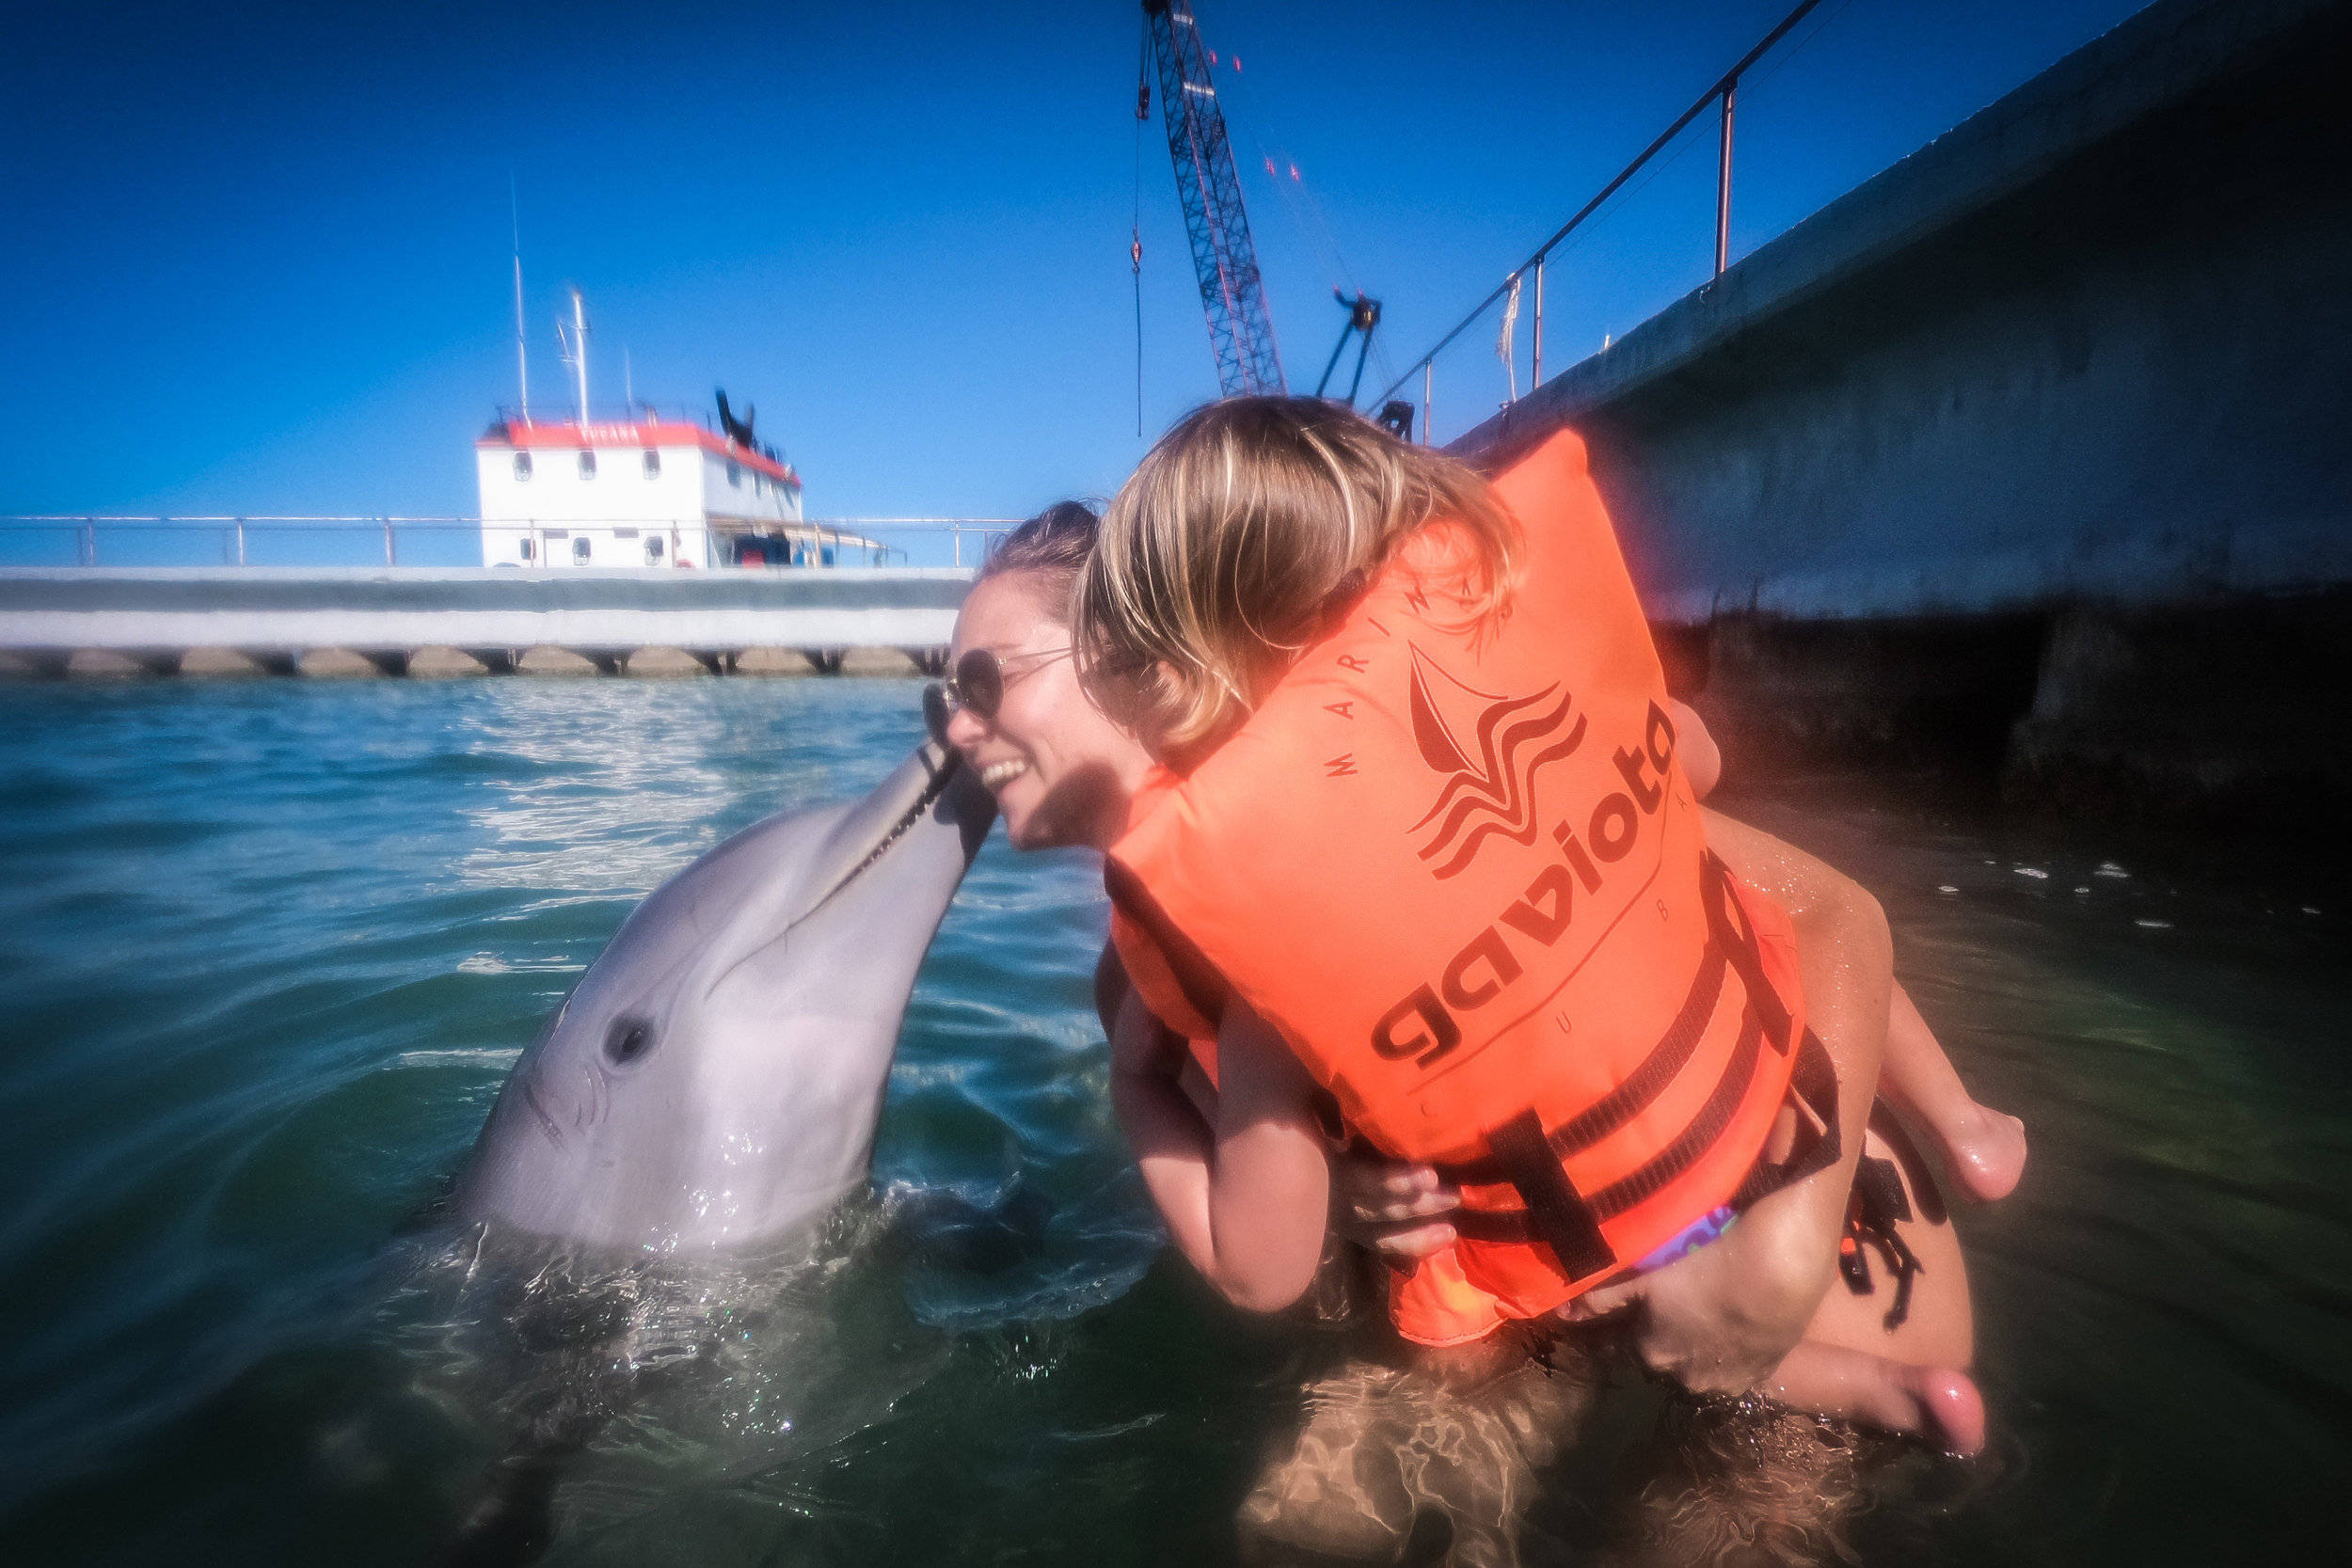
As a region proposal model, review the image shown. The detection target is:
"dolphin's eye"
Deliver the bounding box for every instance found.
[604,1017,657,1068]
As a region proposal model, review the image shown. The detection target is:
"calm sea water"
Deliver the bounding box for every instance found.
[0,677,2343,1564]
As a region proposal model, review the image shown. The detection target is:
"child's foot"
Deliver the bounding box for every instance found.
[1894,1365,1988,1456]
[1938,1105,2028,1202]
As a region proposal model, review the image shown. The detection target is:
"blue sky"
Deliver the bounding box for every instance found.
[3,0,2152,546]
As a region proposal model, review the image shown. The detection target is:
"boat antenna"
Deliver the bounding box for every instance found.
[624,346,633,414]
[556,287,590,423]
[510,174,530,423]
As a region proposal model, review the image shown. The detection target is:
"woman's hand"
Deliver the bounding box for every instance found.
[1329,1151,1459,1259]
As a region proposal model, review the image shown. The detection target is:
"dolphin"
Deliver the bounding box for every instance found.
[453,738,996,1255]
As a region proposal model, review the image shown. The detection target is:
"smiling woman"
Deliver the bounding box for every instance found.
[941,504,1152,853]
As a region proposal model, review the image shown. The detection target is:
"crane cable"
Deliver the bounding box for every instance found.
[1133,28,1151,438]
[1212,40,1401,399]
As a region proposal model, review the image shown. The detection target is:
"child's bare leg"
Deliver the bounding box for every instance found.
[1771,1121,1984,1453]
[1883,981,2027,1201]
[1765,1341,1986,1455]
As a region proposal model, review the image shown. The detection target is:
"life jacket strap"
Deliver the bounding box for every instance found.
[1430,937,1730,1190]
[1838,1153,1925,1331]
[1429,855,1791,1196]
[1480,1109,1616,1280]
[1579,1005,1765,1215]
[1866,1102,1947,1226]
[1450,1005,1768,1257]
[1729,1027,1844,1209]
[1700,850,1793,1054]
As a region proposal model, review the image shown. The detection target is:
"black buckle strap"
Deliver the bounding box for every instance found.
[1852,1149,1913,1227]
[1480,1109,1616,1279]
[1866,1103,1947,1227]
[1842,1152,1925,1331]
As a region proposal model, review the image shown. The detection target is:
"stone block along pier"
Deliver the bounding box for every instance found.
[0,566,973,678]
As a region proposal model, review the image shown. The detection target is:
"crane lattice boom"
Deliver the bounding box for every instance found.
[1143,0,1284,397]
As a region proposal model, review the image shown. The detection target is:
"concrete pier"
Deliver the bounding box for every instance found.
[0,566,971,677]
[1451,0,2352,820]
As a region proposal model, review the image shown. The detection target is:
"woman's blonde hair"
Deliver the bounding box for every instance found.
[1073,396,1521,758]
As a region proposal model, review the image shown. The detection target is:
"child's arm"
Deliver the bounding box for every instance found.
[1109,990,1331,1312]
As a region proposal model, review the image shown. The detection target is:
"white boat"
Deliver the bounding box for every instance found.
[475,287,879,568]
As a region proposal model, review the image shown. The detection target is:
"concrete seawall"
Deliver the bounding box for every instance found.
[1450,0,2352,819]
[0,566,972,677]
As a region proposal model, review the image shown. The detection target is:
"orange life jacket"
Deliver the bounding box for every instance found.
[1106,428,1810,1344]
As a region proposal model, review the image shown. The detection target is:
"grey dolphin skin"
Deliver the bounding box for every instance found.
[455,740,995,1254]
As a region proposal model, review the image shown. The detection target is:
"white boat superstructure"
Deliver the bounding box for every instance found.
[476,413,817,568]
[476,285,875,568]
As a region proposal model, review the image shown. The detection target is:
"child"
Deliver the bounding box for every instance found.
[1080,398,1996,1453]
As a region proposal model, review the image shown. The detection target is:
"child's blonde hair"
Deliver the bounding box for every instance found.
[1074,396,1521,759]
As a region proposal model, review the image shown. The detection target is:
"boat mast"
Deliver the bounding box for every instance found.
[562,287,591,424]
[511,182,530,422]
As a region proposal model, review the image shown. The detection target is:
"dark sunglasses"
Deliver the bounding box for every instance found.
[924,646,1073,745]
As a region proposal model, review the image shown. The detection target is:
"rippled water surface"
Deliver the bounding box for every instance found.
[0,678,2343,1564]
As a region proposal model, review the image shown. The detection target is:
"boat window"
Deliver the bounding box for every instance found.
[643,450,660,479]
[578,451,597,480]
[518,537,533,561]
[726,460,741,487]
[572,536,592,562]
[513,452,533,482]
[644,535,665,563]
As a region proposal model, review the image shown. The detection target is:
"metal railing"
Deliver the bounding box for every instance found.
[803,519,1028,568]
[0,516,1025,570]
[1377,0,1829,441]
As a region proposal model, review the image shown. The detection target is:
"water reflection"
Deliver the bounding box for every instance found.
[448,685,755,895]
